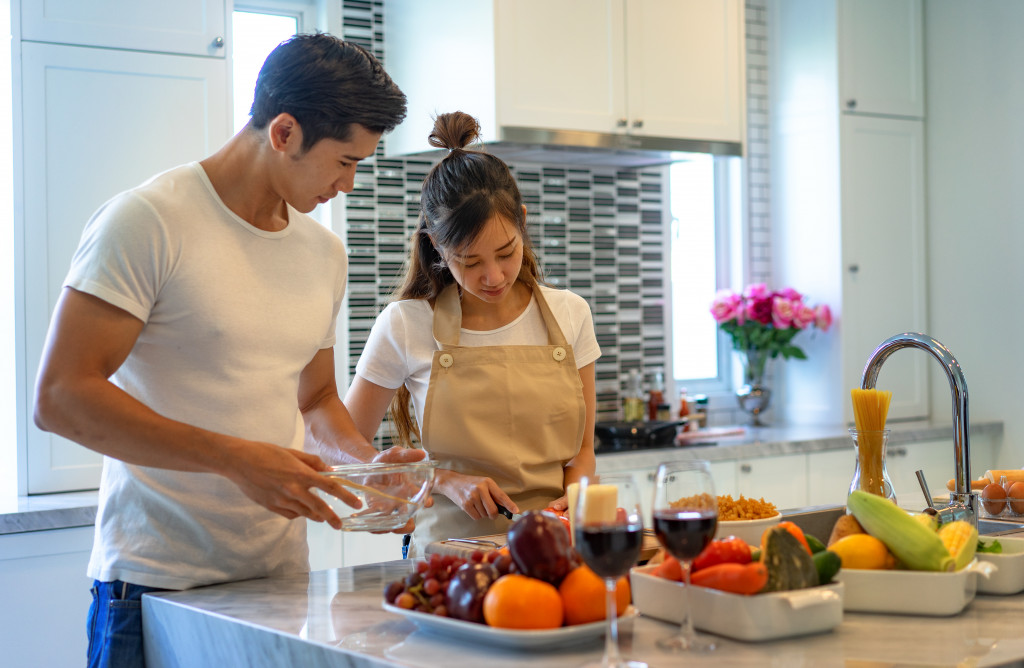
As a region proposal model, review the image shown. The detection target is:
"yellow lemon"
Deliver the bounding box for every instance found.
[829,533,892,570]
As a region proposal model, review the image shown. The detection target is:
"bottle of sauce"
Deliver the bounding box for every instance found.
[647,370,665,421]
[623,369,645,422]
[678,387,691,428]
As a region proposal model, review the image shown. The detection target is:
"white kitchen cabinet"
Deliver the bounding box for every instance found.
[0,527,94,667]
[770,0,929,425]
[19,0,227,57]
[837,0,924,118]
[736,453,808,511]
[808,448,854,507]
[18,41,230,492]
[383,0,744,158]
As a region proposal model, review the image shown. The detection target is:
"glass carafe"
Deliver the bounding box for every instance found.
[847,428,896,503]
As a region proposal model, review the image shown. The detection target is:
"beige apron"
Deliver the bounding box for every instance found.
[408,281,586,557]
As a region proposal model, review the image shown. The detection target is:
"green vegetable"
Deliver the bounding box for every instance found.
[761,526,819,592]
[977,539,1003,554]
[811,549,842,585]
[846,490,954,572]
[750,547,761,562]
[805,533,827,554]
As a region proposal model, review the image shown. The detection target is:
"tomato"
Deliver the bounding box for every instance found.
[690,561,769,595]
[543,507,572,534]
[692,536,752,572]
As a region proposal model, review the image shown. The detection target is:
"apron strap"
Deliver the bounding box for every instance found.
[431,280,570,348]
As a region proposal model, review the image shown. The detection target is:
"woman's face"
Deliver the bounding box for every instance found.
[443,213,524,305]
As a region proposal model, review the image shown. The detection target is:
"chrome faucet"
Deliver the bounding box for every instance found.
[861,332,977,523]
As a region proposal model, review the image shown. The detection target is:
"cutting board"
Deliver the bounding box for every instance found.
[426,531,662,563]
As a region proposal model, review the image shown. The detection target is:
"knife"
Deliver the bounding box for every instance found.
[496,503,520,521]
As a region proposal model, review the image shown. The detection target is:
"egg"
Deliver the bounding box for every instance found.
[981,482,1007,515]
[1008,481,1024,515]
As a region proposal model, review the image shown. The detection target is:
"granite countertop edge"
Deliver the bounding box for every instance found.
[1,419,1003,535]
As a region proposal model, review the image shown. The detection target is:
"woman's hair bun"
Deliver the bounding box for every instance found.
[427,111,481,152]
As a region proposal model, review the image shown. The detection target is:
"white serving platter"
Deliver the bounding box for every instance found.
[630,564,844,642]
[381,602,637,651]
[835,559,994,615]
[977,535,1024,595]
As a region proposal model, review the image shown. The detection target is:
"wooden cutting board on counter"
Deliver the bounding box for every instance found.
[426,531,662,563]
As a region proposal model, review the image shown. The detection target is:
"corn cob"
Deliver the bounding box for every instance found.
[938,520,978,571]
[846,490,954,572]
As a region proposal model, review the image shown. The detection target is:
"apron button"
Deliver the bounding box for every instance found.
[552,347,566,361]
[439,353,454,368]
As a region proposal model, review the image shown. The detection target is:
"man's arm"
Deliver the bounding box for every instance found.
[34,287,359,527]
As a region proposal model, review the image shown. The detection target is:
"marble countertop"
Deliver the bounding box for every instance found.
[143,558,1024,668]
[1,419,1003,535]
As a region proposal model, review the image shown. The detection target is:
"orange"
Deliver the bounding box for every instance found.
[483,574,563,629]
[558,565,630,626]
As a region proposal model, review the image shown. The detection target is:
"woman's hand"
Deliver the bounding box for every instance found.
[436,470,518,520]
[546,495,568,513]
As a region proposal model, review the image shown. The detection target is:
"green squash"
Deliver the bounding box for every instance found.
[761,526,819,592]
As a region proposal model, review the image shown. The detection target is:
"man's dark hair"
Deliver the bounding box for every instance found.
[249,33,407,152]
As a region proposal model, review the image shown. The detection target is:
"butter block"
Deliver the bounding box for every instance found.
[583,484,618,524]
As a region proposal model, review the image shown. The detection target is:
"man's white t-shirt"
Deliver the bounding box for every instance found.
[355,285,601,431]
[66,162,348,590]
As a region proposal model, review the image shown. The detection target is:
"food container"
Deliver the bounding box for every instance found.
[319,460,435,531]
[714,512,782,545]
[976,536,1024,595]
[630,564,844,641]
[834,559,994,615]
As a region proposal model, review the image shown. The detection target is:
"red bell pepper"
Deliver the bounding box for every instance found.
[692,536,753,572]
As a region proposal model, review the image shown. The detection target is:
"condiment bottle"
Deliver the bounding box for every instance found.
[647,370,665,421]
[678,387,691,424]
[623,369,645,422]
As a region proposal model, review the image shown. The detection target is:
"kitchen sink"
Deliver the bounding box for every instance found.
[781,504,1024,539]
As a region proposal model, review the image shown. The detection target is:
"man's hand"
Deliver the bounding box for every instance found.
[225,442,364,530]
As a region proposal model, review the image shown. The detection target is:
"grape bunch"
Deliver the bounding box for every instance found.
[383,549,517,618]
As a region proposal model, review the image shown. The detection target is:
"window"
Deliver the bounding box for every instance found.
[232,1,316,134]
[667,154,742,395]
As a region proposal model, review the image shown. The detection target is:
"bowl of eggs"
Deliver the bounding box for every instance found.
[979,474,1024,518]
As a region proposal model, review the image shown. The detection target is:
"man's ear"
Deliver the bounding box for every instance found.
[268,113,302,153]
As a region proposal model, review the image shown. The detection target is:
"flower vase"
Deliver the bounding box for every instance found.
[847,429,897,503]
[736,348,772,426]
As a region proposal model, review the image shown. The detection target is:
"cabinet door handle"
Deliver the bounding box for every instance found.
[740,463,752,473]
[887,447,908,457]
[848,264,859,274]
[616,118,628,128]
[647,472,655,482]
[846,98,857,109]
[632,119,644,129]
[211,36,225,48]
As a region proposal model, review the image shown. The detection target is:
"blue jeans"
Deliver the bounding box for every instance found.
[87,580,165,668]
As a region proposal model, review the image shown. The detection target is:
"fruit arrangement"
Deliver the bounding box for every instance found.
[650,521,840,594]
[382,510,630,630]
[834,490,977,571]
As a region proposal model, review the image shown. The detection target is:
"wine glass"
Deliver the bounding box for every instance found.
[651,460,718,652]
[573,474,647,668]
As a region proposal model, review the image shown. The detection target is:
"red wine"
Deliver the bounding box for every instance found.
[575,525,643,579]
[653,509,717,561]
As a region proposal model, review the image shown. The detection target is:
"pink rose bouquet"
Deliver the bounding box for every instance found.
[710,283,832,376]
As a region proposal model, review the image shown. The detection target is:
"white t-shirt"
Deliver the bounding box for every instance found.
[66,162,348,590]
[355,285,601,430]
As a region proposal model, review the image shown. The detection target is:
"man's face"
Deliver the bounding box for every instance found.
[280,123,381,213]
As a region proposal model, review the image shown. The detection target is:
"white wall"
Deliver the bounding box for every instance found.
[1,0,16,496]
[924,1,1024,466]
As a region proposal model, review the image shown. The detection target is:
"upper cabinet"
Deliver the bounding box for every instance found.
[383,0,744,160]
[20,0,228,57]
[838,0,924,117]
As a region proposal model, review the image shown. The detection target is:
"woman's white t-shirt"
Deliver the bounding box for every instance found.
[355,285,601,430]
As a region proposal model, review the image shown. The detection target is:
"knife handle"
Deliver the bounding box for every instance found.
[495,504,513,520]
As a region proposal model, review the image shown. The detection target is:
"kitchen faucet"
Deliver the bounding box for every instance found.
[860,332,978,525]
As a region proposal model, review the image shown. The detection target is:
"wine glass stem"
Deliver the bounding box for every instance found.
[682,560,696,642]
[604,578,622,666]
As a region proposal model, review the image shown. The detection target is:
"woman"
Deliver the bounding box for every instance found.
[345,111,600,556]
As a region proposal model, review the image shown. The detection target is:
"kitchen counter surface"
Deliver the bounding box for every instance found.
[2,420,1003,535]
[143,557,1024,668]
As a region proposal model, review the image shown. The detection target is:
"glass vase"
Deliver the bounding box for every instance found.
[735,348,771,426]
[847,428,897,503]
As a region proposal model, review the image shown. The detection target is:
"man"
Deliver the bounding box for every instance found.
[33,34,415,668]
